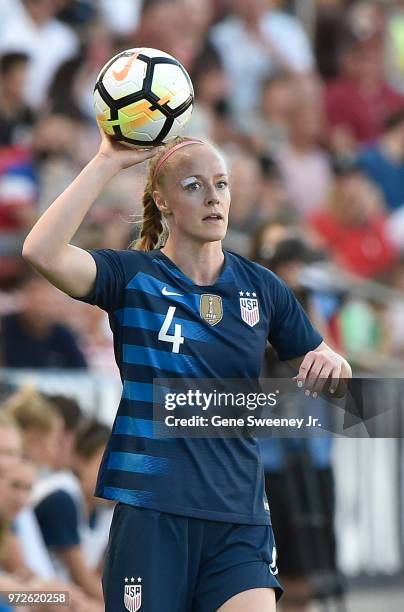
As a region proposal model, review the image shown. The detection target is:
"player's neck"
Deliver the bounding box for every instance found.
[161,240,225,286]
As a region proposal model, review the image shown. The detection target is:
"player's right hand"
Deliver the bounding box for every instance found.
[96,123,164,171]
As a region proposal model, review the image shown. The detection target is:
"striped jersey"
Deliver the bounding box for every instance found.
[76,248,322,524]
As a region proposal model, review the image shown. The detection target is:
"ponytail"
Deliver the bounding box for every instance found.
[131,176,168,251]
[130,136,205,251]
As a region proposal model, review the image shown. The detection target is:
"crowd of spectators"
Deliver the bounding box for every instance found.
[1,0,404,374]
[0,388,109,611]
[0,1,404,610]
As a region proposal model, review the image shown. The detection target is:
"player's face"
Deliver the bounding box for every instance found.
[157,146,231,244]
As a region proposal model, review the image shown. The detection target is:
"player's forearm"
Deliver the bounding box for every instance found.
[22,154,119,267]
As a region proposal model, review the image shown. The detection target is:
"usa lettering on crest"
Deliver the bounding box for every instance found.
[239,291,259,327]
[124,579,142,612]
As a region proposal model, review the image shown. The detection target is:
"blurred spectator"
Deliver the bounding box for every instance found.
[0,0,79,110]
[256,236,341,611]
[210,0,314,115]
[385,0,404,93]
[0,410,98,611]
[358,107,404,212]
[339,297,388,369]
[310,159,397,278]
[277,88,333,215]
[132,0,208,70]
[98,0,142,37]
[187,45,236,144]
[257,235,334,343]
[381,258,404,360]
[0,411,52,581]
[0,142,37,284]
[0,52,34,147]
[237,73,295,157]
[0,273,87,369]
[324,31,404,147]
[47,20,114,124]
[0,44,37,282]
[250,212,302,266]
[223,149,264,254]
[46,395,83,472]
[259,156,298,218]
[32,420,111,601]
[4,387,63,474]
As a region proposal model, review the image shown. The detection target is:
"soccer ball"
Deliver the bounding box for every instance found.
[94,47,194,147]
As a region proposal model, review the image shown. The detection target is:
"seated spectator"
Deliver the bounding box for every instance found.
[187,45,236,145]
[239,72,295,157]
[210,0,314,115]
[0,52,34,146]
[310,158,397,278]
[4,387,63,475]
[277,88,333,216]
[0,411,51,581]
[358,108,404,212]
[132,0,191,68]
[46,395,83,472]
[379,258,404,361]
[0,273,87,369]
[259,156,298,218]
[324,30,404,146]
[223,149,264,255]
[33,420,111,602]
[0,0,79,110]
[0,409,100,611]
[250,212,302,267]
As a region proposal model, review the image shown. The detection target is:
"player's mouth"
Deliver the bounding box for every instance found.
[202,213,224,223]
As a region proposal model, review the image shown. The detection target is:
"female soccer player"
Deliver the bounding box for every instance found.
[23,131,351,612]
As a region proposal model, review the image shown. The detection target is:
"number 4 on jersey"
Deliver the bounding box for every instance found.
[158,306,184,353]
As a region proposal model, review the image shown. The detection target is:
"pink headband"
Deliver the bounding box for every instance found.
[153,139,204,186]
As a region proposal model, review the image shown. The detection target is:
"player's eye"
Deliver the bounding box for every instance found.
[217,180,228,189]
[185,182,201,191]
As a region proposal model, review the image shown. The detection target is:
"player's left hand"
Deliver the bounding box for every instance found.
[295,345,352,398]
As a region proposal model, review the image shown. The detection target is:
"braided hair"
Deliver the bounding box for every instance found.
[131,136,199,251]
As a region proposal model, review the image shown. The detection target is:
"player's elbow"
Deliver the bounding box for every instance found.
[22,237,57,274]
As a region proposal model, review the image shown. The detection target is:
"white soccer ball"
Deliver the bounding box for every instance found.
[94,47,194,146]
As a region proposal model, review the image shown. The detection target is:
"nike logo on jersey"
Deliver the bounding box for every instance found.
[162,287,183,297]
[112,52,139,81]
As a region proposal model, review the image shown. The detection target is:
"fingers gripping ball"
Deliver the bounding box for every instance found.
[94,47,194,147]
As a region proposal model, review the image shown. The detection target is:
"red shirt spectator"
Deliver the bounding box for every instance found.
[324,36,404,145]
[310,162,397,278]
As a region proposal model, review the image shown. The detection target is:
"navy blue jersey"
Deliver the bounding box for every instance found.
[76,249,322,524]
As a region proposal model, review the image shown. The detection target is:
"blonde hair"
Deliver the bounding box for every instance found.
[0,410,19,431]
[3,386,57,434]
[131,136,207,251]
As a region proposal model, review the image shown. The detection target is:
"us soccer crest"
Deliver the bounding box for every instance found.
[239,291,260,327]
[124,577,142,612]
[200,294,223,326]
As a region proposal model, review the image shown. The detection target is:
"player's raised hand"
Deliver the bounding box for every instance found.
[96,124,164,171]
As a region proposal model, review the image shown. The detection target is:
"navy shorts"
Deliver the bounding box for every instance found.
[103,503,283,612]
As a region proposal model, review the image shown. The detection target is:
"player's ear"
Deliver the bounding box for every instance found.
[153,190,171,214]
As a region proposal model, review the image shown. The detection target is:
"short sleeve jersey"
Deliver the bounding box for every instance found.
[76,249,322,524]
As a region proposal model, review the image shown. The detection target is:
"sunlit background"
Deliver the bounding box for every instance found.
[0,1,403,611]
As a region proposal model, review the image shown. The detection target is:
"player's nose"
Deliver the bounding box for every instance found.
[204,184,220,206]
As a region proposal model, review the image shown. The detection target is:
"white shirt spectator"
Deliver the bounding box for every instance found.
[98,0,142,36]
[210,10,314,114]
[0,0,79,110]
[31,471,113,581]
[277,145,332,215]
[14,507,55,580]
